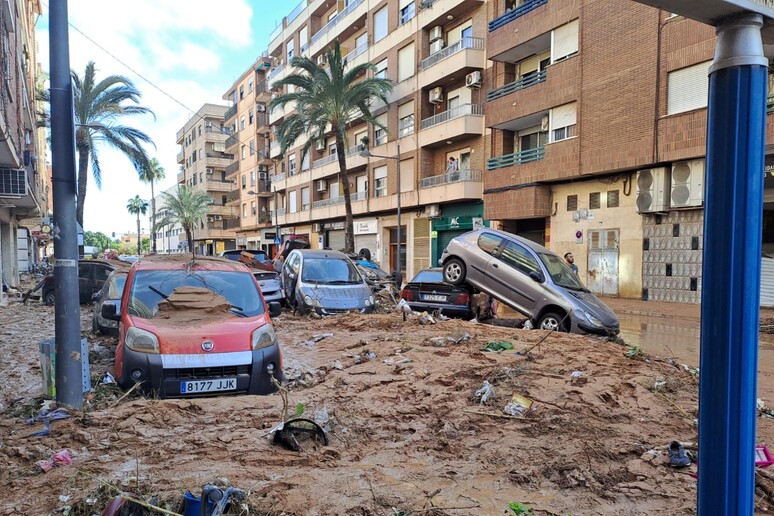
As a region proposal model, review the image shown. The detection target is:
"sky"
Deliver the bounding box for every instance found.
[36,1,288,237]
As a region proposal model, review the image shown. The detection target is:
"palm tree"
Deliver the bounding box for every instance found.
[270,41,392,253]
[73,61,155,228]
[126,196,149,255]
[160,186,213,256]
[138,158,166,253]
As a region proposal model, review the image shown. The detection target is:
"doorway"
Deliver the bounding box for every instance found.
[588,228,619,295]
[389,227,406,275]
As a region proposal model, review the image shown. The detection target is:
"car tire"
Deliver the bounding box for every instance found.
[538,312,569,332]
[293,299,306,316]
[443,258,467,286]
[44,290,55,306]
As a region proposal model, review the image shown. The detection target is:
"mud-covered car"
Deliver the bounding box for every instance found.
[253,270,282,305]
[42,259,116,306]
[92,269,128,335]
[101,255,283,398]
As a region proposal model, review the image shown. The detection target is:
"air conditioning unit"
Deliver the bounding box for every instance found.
[430,39,445,54]
[317,179,328,192]
[259,171,268,180]
[258,165,269,172]
[317,54,327,66]
[671,159,705,208]
[316,140,325,151]
[205,121,213,128]
[206,168,214,175]
[429,26,443,42]
[256,104,266,112]
[0,168,26,196]
[429,87,443,104]
[215,215,222,221]
[465,71,483,88]
[426,204,441,218]
[541,115,549,131]
[207,216,215,223]
[636,167,670,213]
[312,223,322,233]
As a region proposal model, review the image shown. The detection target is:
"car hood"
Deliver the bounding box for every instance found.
[562,288,619,327]
[301,283,370,309]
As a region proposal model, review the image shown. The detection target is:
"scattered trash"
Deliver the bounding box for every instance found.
[100,371,116,384]
[300,333,333,347]
[418,312,436,325]
[447,333,472,344]
[652,377,666,392]
[523,320,534,330]
[482,340,514,352]
[625,345,642,358]
[36,449,72,473]
[332,360,344,370]
[353,351,377,364]
[383,357,413,366]
[570,371,588,386]
[25,407,71,438]
[503,393,533,416]
[271,418,329,451]
[398,299,413,320]
[757,445,774,468]
[314,407,334,433]
[681,364,700,378]
[667,441,691,468]
[758,398,774,418]
[475,380,496,405]
[436,313,449,321]
[428,337,447,347]
[58,495,70,503]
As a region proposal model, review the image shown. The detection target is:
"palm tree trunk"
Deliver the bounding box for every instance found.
[76,145,90,229]
[150,179,157,254]
[335,131,355,253]
[185,226,194,258]
[136,214,141,255]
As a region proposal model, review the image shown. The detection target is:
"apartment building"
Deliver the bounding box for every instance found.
[175,104,239,255]
[222,56,277,256]
[255,0,490,279]
[0,0,47,290]
[152,184,185,254]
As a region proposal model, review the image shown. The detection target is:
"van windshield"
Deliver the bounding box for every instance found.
[301,258,362,284]
[127,270,265,319]
[537,253,589,291]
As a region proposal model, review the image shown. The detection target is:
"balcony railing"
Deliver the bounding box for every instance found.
[287,0,305,23]
[226,190,240,203]
[420,36,485,70]
[224,218,242,230]
[420,103,483,130]
[177,150,185,162]
[344,42,368,63]
[768,95,774,113]
[313,153,338,168]
[205,179,235,190]
[277,207,286,216]
[224,104,238,121]
[225,161,239,176]
[489,0,548,32]
[311,0,365,45]
[351,191,367,201]
[269,24,282,43]
[271,140,280,149]
[177,171,185,183]
[487,69,547,101]
[272,173,286,183]
[225,134,239,149]
[206,126,229,135]
[255,80,269,95]
[420,169,482,189]
[268,63,285,80]
[313,196,345,208]
[486,147,545,170]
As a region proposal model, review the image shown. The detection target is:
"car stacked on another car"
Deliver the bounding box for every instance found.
[440,228,620,336]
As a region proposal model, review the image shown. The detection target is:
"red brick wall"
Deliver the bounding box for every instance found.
[484,185,551,219]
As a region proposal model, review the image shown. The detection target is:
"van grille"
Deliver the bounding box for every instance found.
[165,365,250,379]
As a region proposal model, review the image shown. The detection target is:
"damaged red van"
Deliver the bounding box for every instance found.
[101,255,284,398]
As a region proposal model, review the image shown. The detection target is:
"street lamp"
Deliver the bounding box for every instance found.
[360,141,403,289]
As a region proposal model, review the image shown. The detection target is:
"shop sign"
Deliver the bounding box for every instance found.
[281,227,296,235]
[322,221,346,231]
[473,217,484,230]
[236,237,248,246]
[354,219,377,235]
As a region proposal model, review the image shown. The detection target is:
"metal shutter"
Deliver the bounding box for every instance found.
[437,230,467,259]
[355,234,377,260]
[327,230,346,251]
[552,20,578,61]
[762,256,774,308]
[17,228,29,272]
[551,102,577,130]
[374,6,388,42]
[667,61,711,115]
[413,218,431,275]
[400,157,414,193]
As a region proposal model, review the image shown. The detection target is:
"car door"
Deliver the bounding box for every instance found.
[78,263,94,304]
[92,265,113,300]
[468,232,505,285]
[282,253,301,301]
[487,239,544,316]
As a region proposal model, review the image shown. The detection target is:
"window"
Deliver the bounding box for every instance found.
[668,61,711,115]
[287,39,295,61]
[328,142,337,156]
[250,170,256,186]
[519,129,547,151]
[249,139,255,155]
[374,6,388,42]
[299,26,309,53]
[398,101,414,137]
[302,152,310,171]
[289,190,298,213]
[289,155,297,175]
[478,233,504,256]
[374,113,387,145]
[239,85,244,99]
[500,241,541,276]
[192,151,197,163]
[374,165,387,197]
[400,0,415,24]
[241,145,247,160]
[356,175,368,195]
[242,203,247,217]
[251,200,256,215]
[566,194,577,211]
[398,43,415,82]
[249,110,254,125]
[301,187,310,210]
[199,149,204,160]
[241,175,247,189]
[551,102,577,143]
[589,192,601,210]
[330,181,340,198]
[375,58,387,80]
[607,190,620,208]
[240,117,246,130]
[552,20,579,62]
[248,78,254,92]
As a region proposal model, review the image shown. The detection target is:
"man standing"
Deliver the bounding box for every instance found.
[564,252,579,275]
[446,157,459,180]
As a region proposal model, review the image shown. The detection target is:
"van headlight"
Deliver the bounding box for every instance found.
[252,324,277,350]
[125,327,159,353]
[365,295,374,307]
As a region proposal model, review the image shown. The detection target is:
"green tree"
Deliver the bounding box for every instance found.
[84,230,111,251]
[138,158,165,253]
[270,41,392,253]
[126,195,149,255]
[73,61,155,228]
[159,186,212,256]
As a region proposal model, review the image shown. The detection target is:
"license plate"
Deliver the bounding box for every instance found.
[423,294,446,302]
[180,378,237,394]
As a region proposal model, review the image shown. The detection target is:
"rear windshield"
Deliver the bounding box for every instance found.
[301,258,362,284]
[127,269,265,319]
[411,270,444,283]
[107,274,127,299]
[223,250,268,262]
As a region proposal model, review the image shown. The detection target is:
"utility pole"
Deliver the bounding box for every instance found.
[49,0,83,408]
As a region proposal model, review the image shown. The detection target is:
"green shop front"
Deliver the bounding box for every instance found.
[431,202,488,265]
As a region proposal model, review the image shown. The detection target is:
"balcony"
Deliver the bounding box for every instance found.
[313,153,338,169]
[272,173,286,183]
[313,196,345,209]
[205,154,234,168]
[487,147,545,170]
[418,104,484,147]
[351,191,367,201]
[420,169,481,188]
[225,134,239,150]
[489,0,548,32]
[177,171,185,184]
[208,204,238,217]
[270,139,282,159]
[177,150,185,164]
[343,41,368,64]
[418,169,483,204]
[268,63,285,81]
[269,104,285,126]
[225,161,240,176]
[418,37,485,89]
[226,190,241,205]
[421,36,484,70]
[224,104,238,122]
[311,0,365,45]
[487,70,546,101]
[255,80,271,102]
[204,179,235,192]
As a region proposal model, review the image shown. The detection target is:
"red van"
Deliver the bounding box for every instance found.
[101,255,283,398]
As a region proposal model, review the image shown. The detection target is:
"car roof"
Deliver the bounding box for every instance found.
[294,249,350,259]
[467,228,552,254]
[133,254,250,272]
[221,249,264,254]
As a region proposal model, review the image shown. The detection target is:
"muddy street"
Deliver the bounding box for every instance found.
[0,298,773,514]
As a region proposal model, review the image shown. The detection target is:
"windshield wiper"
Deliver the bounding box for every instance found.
[228,305,248,317]
[325,280,354,285]
[149,286,168,299]
[560,284,590,293]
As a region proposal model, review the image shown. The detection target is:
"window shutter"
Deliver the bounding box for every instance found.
[399,158,414,193]
[301,187,310,206]
[413,218,431,274]
[299,26,308,48]
[398,100,414,120]
[398,43,415,82]
[399,0,413,9]
[552,20,579,61]
[374,6,388,42]
[374,165,387,180]
[551,102,577,130]
[667,61,711,115]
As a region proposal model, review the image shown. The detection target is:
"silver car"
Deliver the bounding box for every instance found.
[253,270,283,305]
[281,249,375,315]
[440,228,619,335]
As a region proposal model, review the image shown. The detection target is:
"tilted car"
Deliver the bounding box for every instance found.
[281,249,375,315]
[440,228,620,335]
[219,249,274,272]
[253,270,283,305]
[92,269,128,335]
[101,255,283,398]
[42,259,117,306]
[400,268,473,318]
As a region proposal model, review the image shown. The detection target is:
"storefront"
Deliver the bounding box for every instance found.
[322,221,346,251]
[354,218,378,259]
[430,202,487,265]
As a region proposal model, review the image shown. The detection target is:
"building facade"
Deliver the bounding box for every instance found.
[152,184,185,254]
[175,104,239,255]
[0,0,47,290]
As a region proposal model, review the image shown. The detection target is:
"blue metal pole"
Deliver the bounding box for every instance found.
[698,13,767,515]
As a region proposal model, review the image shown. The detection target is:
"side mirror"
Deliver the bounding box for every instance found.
[101,301,121,321]
[91,292,101,302]
[268,301,282,318]
[529,271,545,283]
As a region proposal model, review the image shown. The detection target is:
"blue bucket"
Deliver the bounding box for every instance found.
[183,491,214,516]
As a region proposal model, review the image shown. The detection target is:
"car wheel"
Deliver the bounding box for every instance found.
[293,299,306,316]
[443,258,466,286]
[44,290,55,306]
[538,312,569,332]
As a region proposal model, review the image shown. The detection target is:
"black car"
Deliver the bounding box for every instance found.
[42,259,117,305]
[400,268,473,318]
[92,270,128,335]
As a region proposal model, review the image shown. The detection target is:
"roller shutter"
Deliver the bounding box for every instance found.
[327,230,346,251]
